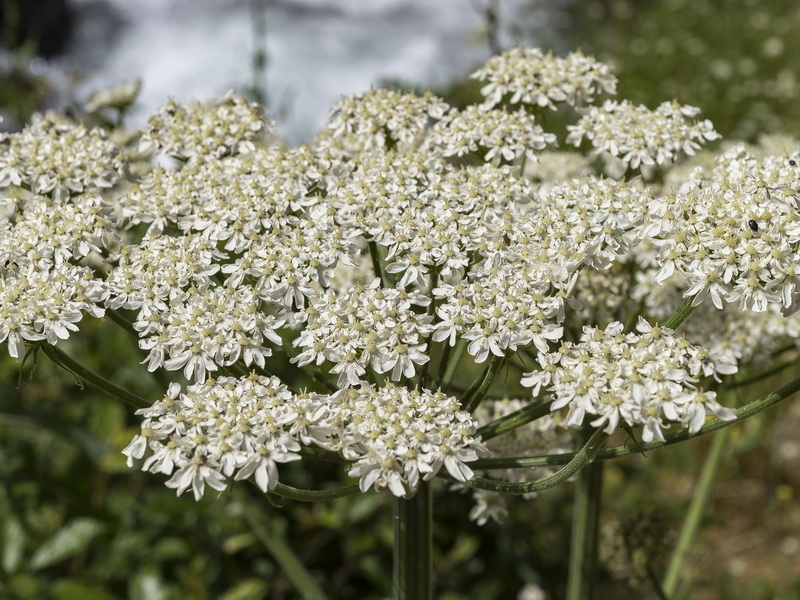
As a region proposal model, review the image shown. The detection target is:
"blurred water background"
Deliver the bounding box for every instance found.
[32,0,548,143]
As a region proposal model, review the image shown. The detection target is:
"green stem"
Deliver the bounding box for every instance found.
[475,397,554,441]
[271,482,360,502]
[393,482,433,600]
[369,240,389,288]
[106,308,139,338]
[566,455,604,600]
[724,354,800,389]
[430,341,452,390]
[662,427,729,597]
[461,355,504,413]
[41,344,149,410]
[440,339,467,392]
[236,488,329,600]
[446,429,608,494]
[470,372,800,471]
[662,294,697,330]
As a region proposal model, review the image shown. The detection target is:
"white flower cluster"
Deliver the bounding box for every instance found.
[292,278,432,387]
[123,375,484,500]
[222,221,359,310]
[138,91,274,159]
[136,284,285,383]
[123,375,322,500]
[521,175,650,269]
[326,151,531,283]
[521,319,737,442]
[628,238,800,368]
[421,105,555,164]
[321,88,449,154]
[104,233,224,313]
[566,100,720,169]
[0,117,123,200]
[333,383,485,496]
[471,47,617,110]
[119,146,328,238]
[645,145,800,313]
[432,261,566,362]
[0,194,116,268]
[0,262,106,358]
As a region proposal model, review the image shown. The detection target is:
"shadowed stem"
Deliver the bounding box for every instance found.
[468,372,800,474]
[566,432,604,600]
[236,487,329,600]
[662,427,730,596]
[41,343,150,410]
[393,482,433,600]
[662,294,696,330]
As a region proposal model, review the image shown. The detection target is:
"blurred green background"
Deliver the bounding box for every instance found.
[2,1,800,599]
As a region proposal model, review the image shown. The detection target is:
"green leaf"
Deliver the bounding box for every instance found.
[51,579,118,600]
[2,516,26,573]
[29,517,105,570]
[218,578,269,600]
[6,573,43,598]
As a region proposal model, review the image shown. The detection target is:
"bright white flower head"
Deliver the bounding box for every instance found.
[333,383,486,497]
[0,116,123,201]
[566,100,720,169]
[319,88,449,155]
[644,145,800,313]
[421,105,556,164]
[471,47,617,110]
[292,278,432,387]
[0,262,106,359]
[123,375,323,500]
[521,319,737,442]
[138,91,273,159]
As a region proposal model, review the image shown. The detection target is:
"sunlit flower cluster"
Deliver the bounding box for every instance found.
[1,46,777,512]
[0,262,106,358]
[123,375,324,500]
[0,116,123,200]
[471,47,617,110]
[320,88,449,154]
[629,238,800,367]
[136,284,285,383]
[333,383,485,496]
[104,233,225,313]
[292,278,432,387]
[123,375,484,499]
[138,90,273,159]
[521,319,737,442]
[566,100,720,169]
[0,194,116,268]
[432,260,567,362]
[422,105,555,164]
[645,144,800,313]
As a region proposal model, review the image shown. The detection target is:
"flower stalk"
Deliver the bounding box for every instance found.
[393,482,433,600]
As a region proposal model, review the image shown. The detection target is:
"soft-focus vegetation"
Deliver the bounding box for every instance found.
[2,2,800,599]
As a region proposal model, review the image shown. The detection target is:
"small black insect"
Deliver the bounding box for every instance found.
[748,219,759,232]
[790,159,797,167]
